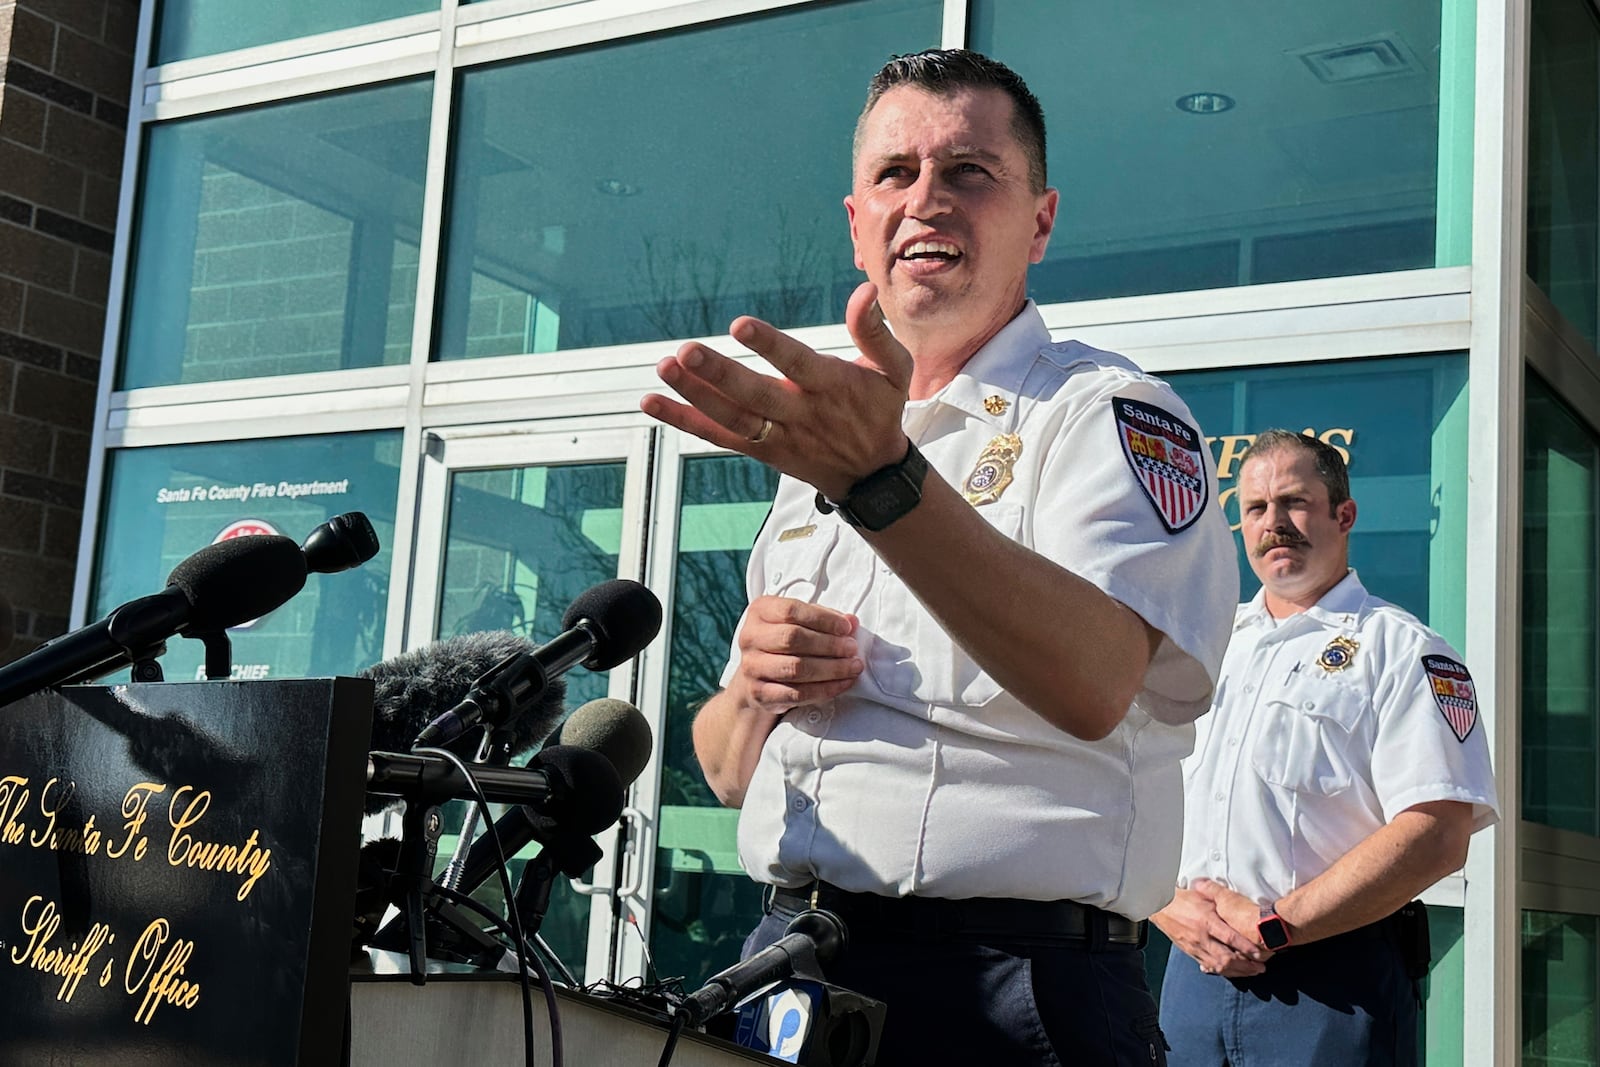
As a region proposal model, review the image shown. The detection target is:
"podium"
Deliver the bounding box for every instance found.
[351,951,770,1066]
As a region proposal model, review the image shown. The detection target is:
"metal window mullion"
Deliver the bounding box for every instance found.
[70,0,164,630]
[383,0,462,659]
[1461,0,1530,1064]
[941,0,968,48]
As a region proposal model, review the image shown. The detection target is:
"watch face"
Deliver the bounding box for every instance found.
[1259,915,1290,950]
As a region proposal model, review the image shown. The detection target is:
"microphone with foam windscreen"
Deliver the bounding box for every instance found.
[451,696,654,896]
[0,512,379,709]
[412,579,662,750]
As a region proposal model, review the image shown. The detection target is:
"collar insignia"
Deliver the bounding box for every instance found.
[1318,635,1359,673]
[963,433,1022,506]
[983,395,1009,416]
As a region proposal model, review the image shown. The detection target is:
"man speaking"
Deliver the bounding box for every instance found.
[642,49,1237,1065]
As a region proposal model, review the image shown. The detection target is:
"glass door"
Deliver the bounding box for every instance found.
[408,420,653,984]
[627,433,779,987]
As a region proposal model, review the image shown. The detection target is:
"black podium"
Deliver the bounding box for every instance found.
[0,679,371,1065]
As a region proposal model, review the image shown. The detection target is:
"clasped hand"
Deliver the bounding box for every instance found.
[1154,879,1273,978]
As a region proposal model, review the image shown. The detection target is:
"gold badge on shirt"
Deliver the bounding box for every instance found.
[963,433,1022,506]
[1318,635,1359,673]
[778,524,817,542]
[983,394,1010,416]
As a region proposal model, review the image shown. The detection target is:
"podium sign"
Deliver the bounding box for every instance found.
[0,679,372,1065]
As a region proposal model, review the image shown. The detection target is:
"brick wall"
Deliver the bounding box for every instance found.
[0,0,136,661]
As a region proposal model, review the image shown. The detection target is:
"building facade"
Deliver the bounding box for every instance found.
[4,0,1600,1062]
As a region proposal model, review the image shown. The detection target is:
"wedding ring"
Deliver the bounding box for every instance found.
[750,417,773,444]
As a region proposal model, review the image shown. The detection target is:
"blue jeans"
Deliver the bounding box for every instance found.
[744,900,1168,1067]
[1159,922,1418,1067]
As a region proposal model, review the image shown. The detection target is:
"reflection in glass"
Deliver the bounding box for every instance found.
[435,459,628,984]
[971,0,1473,302]
[1170,353,1469,644]
[1528,0,1600,348]
[1522,377,1600,835]
[649,455,779,987]
[121,79,430,388]
[90,432,401,680]
[154,0,436,64]
[436,0,941,360]
[1524,910,1600,1067]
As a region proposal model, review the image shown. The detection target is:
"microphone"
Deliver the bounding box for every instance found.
[677,910,848,1028]
[361,630,568,806]
[412,579,662,749]
[0,513,379,709]
[453,697,653,896]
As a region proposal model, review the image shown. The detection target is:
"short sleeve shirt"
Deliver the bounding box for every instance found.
[727,303,1239,919]
[1177,571,1500,905]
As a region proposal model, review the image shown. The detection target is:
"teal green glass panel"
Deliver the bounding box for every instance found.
[436,0,941,360]
[90,432,400,679]
[1170,353,1470,645]
[434,459,629,983]
[970,0,1474,301]
[1524,910,1600,1066]
[1523,375,1600,835]
[154,0,435,64]
[648,454,779,987]
[120,79,430,388]
[1529,0,1600,349]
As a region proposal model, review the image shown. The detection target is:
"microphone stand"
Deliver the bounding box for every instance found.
[438,723,516,892]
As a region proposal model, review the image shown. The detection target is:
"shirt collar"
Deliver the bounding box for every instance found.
[1236,569,1369,632]
[916,300,1048,429]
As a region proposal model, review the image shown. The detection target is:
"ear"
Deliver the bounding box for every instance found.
[1029,187,1059,264]
[845,195,865,271]
[1335,498,1357,534]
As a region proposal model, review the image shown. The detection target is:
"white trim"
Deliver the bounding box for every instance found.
[111,366,412,410]
[104,392,410,447]
[142,32,439,121]
[1461,0,1528,1063]
[455,0,815,67]
[940,0,968,48]
[145,12,441,85]
[71,0,162,630]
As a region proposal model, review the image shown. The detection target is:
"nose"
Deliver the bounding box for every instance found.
[905,168,952,220]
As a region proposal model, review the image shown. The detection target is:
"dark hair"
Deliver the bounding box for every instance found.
[855,49,1047,193]
[1239,429,1351,512]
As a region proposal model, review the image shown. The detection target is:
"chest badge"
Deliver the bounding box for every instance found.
[983,395,1010,416]
[963,433,1022,506]
[1317,635,1359,673]
[778,524,817,542]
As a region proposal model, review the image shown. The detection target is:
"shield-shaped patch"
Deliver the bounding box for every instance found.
[1111,396,1208,533]
[1422,654,1478,742]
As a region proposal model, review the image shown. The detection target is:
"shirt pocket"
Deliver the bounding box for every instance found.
[762,520,841,604]
[1249,670,1366,795]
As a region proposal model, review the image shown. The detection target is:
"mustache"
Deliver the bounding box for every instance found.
[1253,530,1309,556]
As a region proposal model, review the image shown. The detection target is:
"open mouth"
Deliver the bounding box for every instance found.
[898,240,962,263]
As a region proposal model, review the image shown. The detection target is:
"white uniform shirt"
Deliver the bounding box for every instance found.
[726,303,1238,920]
[1177,570,1499,906]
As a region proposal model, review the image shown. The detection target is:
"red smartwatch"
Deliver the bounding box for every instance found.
[1258,904,1292,950]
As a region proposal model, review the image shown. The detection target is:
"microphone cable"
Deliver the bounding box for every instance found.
[414,744,558,1067]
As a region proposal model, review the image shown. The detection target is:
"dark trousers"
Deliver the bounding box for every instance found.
[1159,921,1418,1067]
[744,896,1167,1067]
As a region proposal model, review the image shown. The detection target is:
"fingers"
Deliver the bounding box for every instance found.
[842,283,913,393]
[732,598,863,713]
[643,344,786,452]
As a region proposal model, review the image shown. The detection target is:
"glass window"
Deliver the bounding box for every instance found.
[1170,353,1470,643]
[120,79,431,389]
[1528,0,1600,349]
[153,0,436,64]
[649,453,779,986]
[1523,375,1600,835]
[436,0,941,360]
[90,431,401,681]
[970,0,1475,302]
[1524,910,1600,1067]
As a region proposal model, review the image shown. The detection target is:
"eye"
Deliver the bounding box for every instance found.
[876,164,912,183]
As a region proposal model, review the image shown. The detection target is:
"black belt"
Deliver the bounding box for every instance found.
[766,881,1146,948]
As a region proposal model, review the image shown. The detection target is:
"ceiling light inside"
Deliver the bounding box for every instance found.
[1297,35,1418,83]
[1176,92,1235,115]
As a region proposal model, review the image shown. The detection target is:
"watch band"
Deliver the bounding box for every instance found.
[1257,904,1292,950]
[815,438,928,531]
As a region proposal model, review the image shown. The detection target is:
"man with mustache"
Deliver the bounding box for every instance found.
[643,49,1237,1066]
[1153,430,1499,1066]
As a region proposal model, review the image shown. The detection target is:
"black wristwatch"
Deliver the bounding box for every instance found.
[1258,905,1292,950]
[815,438,929,531]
